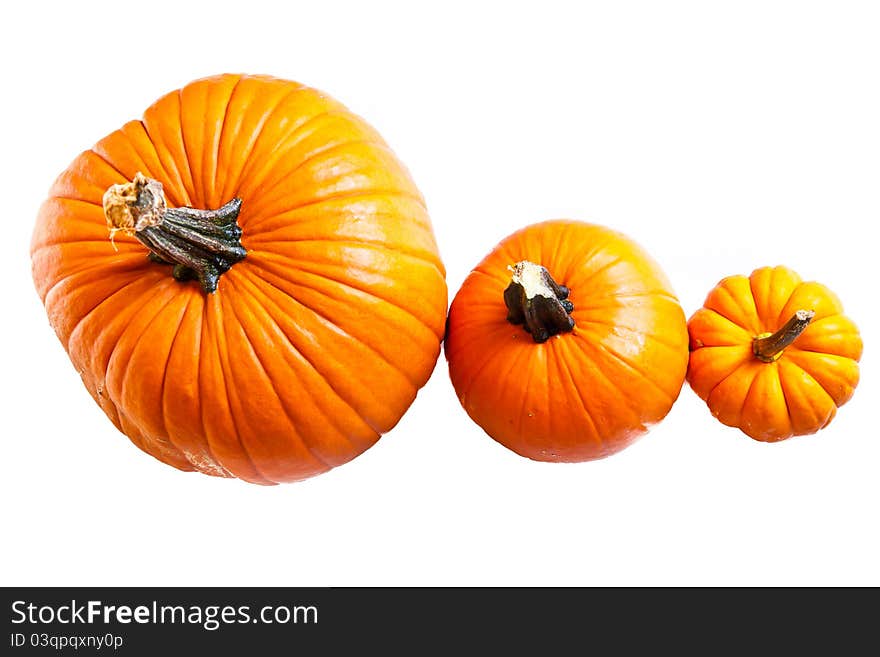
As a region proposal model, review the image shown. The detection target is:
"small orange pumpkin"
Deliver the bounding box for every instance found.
[444,220,689,462]
[31,74,447,484]
[687,266,862,441]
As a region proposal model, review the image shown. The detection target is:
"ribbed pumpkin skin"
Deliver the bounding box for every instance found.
[445,220,689,462]
[31,74,447,484]
[687,266,862,442]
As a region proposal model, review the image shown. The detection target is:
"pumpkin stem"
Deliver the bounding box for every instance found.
[503,260,575,343]
[102,173,246,293]
[752,309,815,362]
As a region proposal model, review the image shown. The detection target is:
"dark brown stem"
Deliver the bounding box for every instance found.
[753,310,815,362]
[103,173,246,293]
[503,261,575,343]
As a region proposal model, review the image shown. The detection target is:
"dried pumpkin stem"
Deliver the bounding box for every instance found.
[752,309,815,362]
[503,260,575,343]
[102,173,246,293]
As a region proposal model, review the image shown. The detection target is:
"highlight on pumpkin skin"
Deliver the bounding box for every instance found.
[686,266,862,442]
[445,219,690,463]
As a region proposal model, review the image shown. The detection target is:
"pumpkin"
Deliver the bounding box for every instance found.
[687,265,862,442]
[30,73,447,484]
[444,220,689,461]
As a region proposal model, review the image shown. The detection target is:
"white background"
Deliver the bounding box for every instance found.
[2,0,877,586]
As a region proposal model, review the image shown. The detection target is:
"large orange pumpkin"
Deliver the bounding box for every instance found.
[444,220,689,461]
[687,265,862,441]
[31,73,447,484]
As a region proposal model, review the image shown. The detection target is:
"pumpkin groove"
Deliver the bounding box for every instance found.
[237,268,420,406]
[551,340,603,449]
[219,284,337,473]
[243,258,442,364]
[231,109,353,199]
[120,122,193,204]
[228,274,377,444]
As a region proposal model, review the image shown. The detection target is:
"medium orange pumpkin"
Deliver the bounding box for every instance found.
[444,220,689,461]
[687,266,862,441]
[31,73,447,484]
